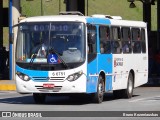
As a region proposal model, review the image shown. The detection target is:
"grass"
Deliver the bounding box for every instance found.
[87,0,143,20]
[20,0,157,29]
[3,0,8,7]
[3,0,9,47]
[3,0,157,46]
[3,28,9,47]
[21,0,66,16]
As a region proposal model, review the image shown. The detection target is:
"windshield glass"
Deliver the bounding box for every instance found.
[16,22,85,70]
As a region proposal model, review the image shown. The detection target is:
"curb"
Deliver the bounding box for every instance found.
[0,84,16,91]
[0,80,16,91]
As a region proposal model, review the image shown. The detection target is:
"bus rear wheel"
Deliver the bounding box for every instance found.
[123,72,134,98]
[93,75,104,103]
[33,93,46,104]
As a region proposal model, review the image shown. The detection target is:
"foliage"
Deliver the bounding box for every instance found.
[2,0,157,46]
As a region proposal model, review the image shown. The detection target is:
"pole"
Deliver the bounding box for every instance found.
[143,2,151,46]
[12,0,20,80]
[77,0,85,15]
[157,0,160,49]
[87,0,88,16]
[0,0,3,46]
[59,0,61,13]
[9,0,12,80]
[41,0,43,15]
[143,3,151,33]
[66,0,77,11]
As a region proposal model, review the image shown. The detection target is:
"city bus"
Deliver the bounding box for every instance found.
[15,12,148,104]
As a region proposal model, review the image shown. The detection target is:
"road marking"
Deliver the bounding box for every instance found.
[129,96,160,103]
[129,98,146,102]
[0,91,17,94]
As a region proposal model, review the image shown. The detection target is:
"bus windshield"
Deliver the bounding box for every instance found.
[16,22,85,70]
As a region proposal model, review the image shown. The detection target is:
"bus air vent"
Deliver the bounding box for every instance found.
[59,11,84,16]
[32,77,65,82]
[35,85,62,92]
[91,14,122,20]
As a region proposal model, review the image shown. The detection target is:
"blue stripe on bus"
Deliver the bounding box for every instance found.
[98,54,113,91]
[87,57,98,93]
[16,65,48,81]
[86,18,112,93]
[86,54,113,93]
[86,17,111,25]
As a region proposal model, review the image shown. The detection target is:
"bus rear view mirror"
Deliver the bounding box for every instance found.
[88,33,96,44]
[11,23,19,44]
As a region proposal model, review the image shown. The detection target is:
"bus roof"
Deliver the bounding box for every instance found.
[20,15,146,28]
[109,19,146,28]
[20,15,87,23]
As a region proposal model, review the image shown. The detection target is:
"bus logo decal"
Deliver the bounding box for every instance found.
[114,58,123,67]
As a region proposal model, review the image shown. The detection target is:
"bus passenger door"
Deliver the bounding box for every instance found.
[98,26,113,91]
[87,24,98,93]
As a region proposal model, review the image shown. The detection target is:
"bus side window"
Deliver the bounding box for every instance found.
[132,28,141,53]
[121,27,132,53]
[111,27,121,54]
[99,26,111,54]
[87,25,96,54]
[141,29,146,53]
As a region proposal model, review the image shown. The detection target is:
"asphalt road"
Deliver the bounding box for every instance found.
[0,87,160,120]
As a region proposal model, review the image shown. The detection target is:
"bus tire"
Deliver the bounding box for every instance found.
[33,93,46,104]
[93,75,104,103]
[123,72,134,98]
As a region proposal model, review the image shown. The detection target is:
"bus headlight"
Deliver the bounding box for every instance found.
[66,71,83,82]
[16,72,31,81]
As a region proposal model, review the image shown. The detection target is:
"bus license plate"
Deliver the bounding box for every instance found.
[43,84,54,89]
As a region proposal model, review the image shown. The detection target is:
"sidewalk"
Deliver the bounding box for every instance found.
[0,80,16,91]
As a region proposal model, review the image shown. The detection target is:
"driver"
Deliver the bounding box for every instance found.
[32,32,49,58]
[37,39,48,57]
[37,32,49,58]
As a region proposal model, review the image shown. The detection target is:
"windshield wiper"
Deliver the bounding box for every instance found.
[49,47,69,69]
[29,44,42,65]
[30,54,37,64]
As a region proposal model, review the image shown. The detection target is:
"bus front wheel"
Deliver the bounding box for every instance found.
[33,93,46,104]
[93,75,104,103]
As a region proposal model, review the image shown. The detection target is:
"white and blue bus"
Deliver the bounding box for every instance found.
[15,12,148,103]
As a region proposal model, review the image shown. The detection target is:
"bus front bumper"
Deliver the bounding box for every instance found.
[16,75,87,94]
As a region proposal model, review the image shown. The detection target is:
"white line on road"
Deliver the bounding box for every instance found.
[129,96,160,103]
[0,91,17,94]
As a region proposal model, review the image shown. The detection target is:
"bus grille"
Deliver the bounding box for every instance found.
[35,85,62,92]
[32,77,65,82]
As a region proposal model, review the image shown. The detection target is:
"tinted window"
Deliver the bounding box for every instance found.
[99,26,111,54]
[132,28,141,53]
[88,25,97,54]
[121,27,132,53]
[141,29,146,53]
[111,27,121,54]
